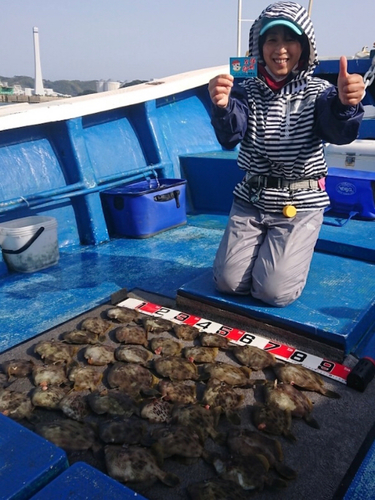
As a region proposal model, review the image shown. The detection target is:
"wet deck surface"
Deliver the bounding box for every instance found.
[1,213,375,499]
[178,250,375,357]
[0,290,374,500]
[0,215,226,353]
[1,213,374,358]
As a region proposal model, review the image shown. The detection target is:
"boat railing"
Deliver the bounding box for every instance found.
[0,166,163,215]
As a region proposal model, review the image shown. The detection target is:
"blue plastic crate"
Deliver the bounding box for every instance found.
[29,462,147,500]
[101,178,187,238]
[326,167,375,219]
[0,414,68,500]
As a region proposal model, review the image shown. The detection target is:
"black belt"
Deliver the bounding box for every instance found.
[246,174,319,191]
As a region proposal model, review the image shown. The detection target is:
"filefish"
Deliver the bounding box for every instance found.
[173,323,200,341]
[34,340,76,365]
[32,364,68,390]
[62,329,106,345]
[98,418,146,445]
[140,397,173,423]
[232,345,276,371]
[31,386,67,410]
[83,345,115,366]
[263,380,320,429]
[104,444,180,487]
[1,359,34,380]
[227,427,297,480]
[202,378,244,424]
[35,419,97,452]
[87,390,138,417]
[187,478,248,500]
[199,332,233,350]
[209,453,287,491]
[252,403,296,442]
[183,346,219,363]
[80,317,112,336]
[0,387,34,420]
[154,356,199,381]
[106,306,140,324]
[114,324,148,347]
[201,362,252,387]
[107,362,157,398]
[114,345,153,365]
[59,391,90,421]
[148,425,203,463]
[68,365,103,391]
[149,337,182,356]
[171,403,223,443]
[142,316,174,335]
[158,379,197,404]
[272,362,341,398]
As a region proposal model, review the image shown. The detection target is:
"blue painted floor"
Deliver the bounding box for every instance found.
[0,215,225,352]
[178,250,375,354]
[318,214,375,262]
[1,213,375,358]
[343,438,375,500]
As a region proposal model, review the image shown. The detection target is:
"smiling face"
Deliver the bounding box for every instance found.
[261,25,303,78]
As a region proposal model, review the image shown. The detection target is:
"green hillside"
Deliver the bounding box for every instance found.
[0,76,147,97]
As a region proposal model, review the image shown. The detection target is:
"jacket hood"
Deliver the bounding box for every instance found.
[249,2,318,78]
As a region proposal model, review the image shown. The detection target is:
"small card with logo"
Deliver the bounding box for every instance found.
[230,56,257,78]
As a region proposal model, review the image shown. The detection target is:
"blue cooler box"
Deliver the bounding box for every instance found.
[101,178,187,238]
[326,167,375,219]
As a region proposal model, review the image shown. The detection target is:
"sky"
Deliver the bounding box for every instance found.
[0,0,374,83]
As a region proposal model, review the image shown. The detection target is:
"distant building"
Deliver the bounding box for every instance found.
[96,80,122,93]
[0,82,14,95]
[12,85,23,95]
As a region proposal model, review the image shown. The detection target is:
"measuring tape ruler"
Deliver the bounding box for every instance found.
[117,297,351,384]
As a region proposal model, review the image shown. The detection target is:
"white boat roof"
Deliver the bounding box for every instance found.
[0,65,229,132]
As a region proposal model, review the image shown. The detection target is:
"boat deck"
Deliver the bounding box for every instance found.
[0,214,224,352]
[2,212,374,360]
[1,213,375,500]
[1,149,375,500]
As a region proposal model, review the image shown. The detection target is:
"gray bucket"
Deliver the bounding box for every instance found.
[0,216,59,273]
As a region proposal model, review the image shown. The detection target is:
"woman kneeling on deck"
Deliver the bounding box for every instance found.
[209,1,365,307]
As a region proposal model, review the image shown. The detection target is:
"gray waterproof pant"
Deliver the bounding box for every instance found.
[213,198,324,307]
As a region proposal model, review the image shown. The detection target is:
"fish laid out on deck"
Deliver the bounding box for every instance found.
[0,304,348,499]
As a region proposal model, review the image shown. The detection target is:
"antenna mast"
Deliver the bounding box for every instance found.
[308,0,314,16]
[237,0,254,56]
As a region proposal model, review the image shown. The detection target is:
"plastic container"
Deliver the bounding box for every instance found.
[0,216,59,273]
[326,167,375,219]
[325,139,375,173]
[101,178,187,238]
[324,140,375,219]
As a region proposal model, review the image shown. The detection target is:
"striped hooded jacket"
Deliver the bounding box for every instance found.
[211,1,364,213]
